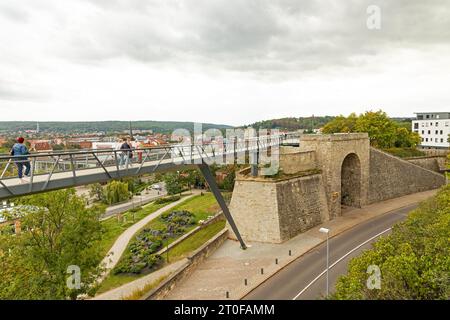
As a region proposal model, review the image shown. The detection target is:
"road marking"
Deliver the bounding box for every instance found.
[292,227,392,300]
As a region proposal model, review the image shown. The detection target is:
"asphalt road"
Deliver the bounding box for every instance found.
[244,204,417,300]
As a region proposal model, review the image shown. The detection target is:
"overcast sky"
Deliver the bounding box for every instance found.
[0,0,449,126]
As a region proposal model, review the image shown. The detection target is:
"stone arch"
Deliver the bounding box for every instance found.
[340,153,362,207]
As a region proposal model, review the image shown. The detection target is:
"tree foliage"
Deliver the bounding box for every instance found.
[333,185,450,300]
[103,180,130,205]
[322,110,421,148]
[0,189,105,299]
[163,172,184,195]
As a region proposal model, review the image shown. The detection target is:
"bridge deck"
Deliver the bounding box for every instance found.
[0,135,298,200]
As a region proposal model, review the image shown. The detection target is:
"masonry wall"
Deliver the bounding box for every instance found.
[228,179,281,243]
[405,156,447,173]
[279,148,317,174]
[276,174,329,241]
[228,173,329,243]
[368,148,446,203]
[299,133,370,219]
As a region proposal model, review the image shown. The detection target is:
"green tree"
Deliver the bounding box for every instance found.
[0,189,105,299]
[333,185,450,300]
[103,180,130,204]
[163,172,184,195]
[322,110,420,149]
[89,183,104,202]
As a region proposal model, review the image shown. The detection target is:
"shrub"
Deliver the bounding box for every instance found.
[383,147,426,158]
[154,195,181,205]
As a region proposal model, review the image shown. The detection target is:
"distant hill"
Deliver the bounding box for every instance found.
[244,116,335,131]
[0,121,232,134]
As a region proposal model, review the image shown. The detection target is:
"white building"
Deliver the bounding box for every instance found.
[412,112,450,149]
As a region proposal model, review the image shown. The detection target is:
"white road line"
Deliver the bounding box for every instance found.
[292,227,392,300]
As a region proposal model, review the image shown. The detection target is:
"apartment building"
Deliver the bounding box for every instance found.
[412,112,450,149]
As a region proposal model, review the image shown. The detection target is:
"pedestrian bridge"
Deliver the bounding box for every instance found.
[0,134,298,201]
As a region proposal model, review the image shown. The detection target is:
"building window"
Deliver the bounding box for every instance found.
[440,130,443,135]
[428,130,431,134]
[436,122,439,127]
[436,130,439,135]
[422,130,424,134]
[430,122,433,126]
[414,123,419,129]
[426,115,430,119]
[426,138,428,142]
[441,138,444,143]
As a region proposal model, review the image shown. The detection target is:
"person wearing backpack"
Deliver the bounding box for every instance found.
[118,137,133,168]
[10,137,31,182]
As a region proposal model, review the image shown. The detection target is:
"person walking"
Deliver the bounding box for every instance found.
[118,138,133,168]
[10,137,31,183]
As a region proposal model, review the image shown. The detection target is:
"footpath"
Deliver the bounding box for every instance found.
[95,191,200,287]
[164,189,438,300]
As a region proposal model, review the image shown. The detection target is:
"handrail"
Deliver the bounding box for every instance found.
[0,134,294,161]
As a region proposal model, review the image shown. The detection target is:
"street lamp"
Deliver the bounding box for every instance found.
[319,227,330,297]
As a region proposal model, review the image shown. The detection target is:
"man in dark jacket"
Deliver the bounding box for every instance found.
[10,137,31,181]
[118,138,133,168]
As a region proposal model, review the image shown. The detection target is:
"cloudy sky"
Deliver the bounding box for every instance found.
[0,0,449,126]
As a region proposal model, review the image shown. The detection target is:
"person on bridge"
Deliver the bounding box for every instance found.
[10,137,31,182]
[118,138,133,168]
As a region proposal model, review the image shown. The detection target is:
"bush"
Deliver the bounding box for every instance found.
[332,185,450,300]
[383,147,426,158]
[154,195,181,205]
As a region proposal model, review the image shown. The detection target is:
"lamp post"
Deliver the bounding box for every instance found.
[319,227,330,297]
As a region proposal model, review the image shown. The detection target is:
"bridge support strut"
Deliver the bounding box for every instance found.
[197,162,247,250]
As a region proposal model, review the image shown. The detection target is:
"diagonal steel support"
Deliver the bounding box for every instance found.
[0,180,14,196]
[197,162,247,250]
[92,152,112,179]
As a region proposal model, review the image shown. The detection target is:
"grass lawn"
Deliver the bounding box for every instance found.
[96,192,228,295]
[97,197,185,257]
[96,274,141,295]
[166,219,226,262]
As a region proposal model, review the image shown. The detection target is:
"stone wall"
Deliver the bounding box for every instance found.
[299,133,370,219]
[228,173,329,243]
[279,147,317,174]
[368,148,446,203]
[276,174,329,240]
[405,156,447,173]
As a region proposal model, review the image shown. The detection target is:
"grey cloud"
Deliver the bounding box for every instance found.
[0,80,50,102]
[6,0,450,75]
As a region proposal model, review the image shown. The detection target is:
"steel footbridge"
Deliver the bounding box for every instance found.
[0,133,299,248]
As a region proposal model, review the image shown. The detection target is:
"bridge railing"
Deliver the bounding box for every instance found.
[0,134,297,184]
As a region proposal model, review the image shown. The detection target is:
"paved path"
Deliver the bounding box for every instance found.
[164,189,438,300]
[93,259,188,300]
[244,203,414,299]
[101,187,167,220]
[97,191,200,283]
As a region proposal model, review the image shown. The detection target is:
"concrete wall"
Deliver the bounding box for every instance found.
[368,148,446,203]
[228,173,329,243]
[405,156,447,173]
[279,147,317,174]
[299,133,370,219]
